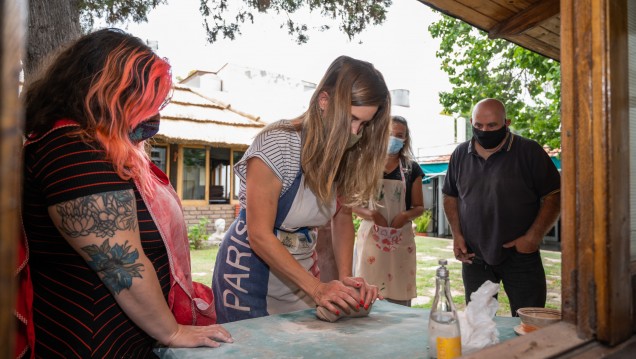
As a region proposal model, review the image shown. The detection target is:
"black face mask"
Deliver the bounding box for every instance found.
[129,114,160,143]
[472,125,507,149]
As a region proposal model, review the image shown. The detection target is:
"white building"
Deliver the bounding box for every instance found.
[180,63,316,123]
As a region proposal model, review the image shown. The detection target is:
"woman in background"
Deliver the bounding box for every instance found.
[353,115,424,306]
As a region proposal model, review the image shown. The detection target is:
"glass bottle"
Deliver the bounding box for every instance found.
[428,259,461,359]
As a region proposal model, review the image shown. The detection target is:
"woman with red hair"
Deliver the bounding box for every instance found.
[20,28,232,358]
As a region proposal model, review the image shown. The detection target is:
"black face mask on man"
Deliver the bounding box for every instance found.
[472,125,507,149]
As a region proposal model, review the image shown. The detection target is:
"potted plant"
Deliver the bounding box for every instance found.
[413,210,432,236]
[188,217,209,250]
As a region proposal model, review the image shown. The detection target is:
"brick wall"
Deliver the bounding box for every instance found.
[183,204,238,234]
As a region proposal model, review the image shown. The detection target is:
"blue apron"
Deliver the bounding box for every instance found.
[213,169,333,323]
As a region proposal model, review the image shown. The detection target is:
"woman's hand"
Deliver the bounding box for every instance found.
[312,278,382,316]
[390,212,409,229]
[164,324,233,348]
[343,277,382,310]
[371,210,389,227]
[312,280,363,315]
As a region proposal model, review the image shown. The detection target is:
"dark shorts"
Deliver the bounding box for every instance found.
[461,249,546,316]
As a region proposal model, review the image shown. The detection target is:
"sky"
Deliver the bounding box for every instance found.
[120,0,456,156]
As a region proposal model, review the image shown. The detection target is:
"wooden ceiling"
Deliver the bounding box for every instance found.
[417,0,560,61]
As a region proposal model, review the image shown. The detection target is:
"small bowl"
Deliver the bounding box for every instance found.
[517,307,561,328]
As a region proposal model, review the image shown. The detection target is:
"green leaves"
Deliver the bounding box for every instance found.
[429,13,561,149]
[79,0,167,32]
[199,0,392,44]
[77,1,392,47]
[413,210,432,233]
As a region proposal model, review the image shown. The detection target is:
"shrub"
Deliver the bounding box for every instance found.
[188,218,209,250]
[413,210,432,233]
[352,214,362,234]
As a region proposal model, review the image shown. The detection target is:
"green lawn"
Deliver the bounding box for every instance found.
[409,236,561,316]
[190,246,218,288]
[190,236,561,317]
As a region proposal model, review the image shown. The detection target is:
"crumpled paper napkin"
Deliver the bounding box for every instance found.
[457,280,500,354]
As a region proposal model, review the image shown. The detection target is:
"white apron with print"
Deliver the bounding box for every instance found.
[353,163,417,301]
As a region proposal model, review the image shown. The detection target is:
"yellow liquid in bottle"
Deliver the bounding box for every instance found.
[436,336,461,359]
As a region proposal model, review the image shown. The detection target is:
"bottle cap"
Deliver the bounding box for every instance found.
[436,259,448,278]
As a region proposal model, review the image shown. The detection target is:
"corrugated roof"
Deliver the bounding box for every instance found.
[157,84,265,147]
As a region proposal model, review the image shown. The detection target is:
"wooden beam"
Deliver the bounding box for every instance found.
[554,335,636,358]
[462,322,589,358]
[489,0,560,38]
[416,0,500,32]
[559,0,577,328]
[417,0,560,61]
[506,32,560,61]
[597,0,631,345]
[0,0,26,357]
[560,0,631,346]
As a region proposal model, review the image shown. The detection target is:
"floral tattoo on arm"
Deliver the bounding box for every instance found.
[82,239,144,294]
[56,190,137,238]
[55,190,143,294]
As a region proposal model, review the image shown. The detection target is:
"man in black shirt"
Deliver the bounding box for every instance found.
[442,98,561,316]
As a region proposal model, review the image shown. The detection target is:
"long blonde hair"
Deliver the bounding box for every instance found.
[288,56,392,207]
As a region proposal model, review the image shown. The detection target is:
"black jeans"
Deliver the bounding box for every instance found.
[462,249,546,316]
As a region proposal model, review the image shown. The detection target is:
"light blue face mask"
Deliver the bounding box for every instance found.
[387,136,404,154]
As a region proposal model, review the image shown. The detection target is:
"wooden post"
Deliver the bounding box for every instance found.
[0,0,26,356]
[560,0,632,345]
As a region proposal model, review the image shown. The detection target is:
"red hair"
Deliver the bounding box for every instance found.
[84,44,172,196]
